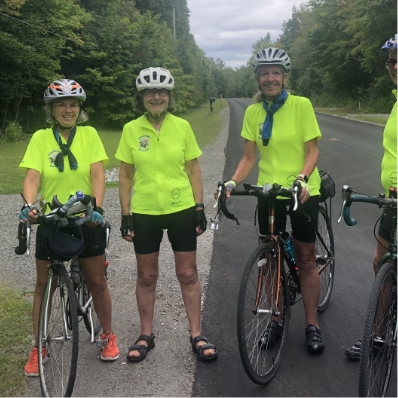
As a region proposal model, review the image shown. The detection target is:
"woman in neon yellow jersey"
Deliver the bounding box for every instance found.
[19,79,119,376]
[224,48,325,353]
[345,34,397,360]
[116,67,217,362]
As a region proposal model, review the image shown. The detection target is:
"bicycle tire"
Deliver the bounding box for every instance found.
[82,279,102,339]
[359,261,397,397]
[38,264,79,397]
[316,205,335,312]
[237,241,290,385]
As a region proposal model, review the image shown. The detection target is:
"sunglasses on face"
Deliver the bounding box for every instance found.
[386,58,397,67]
[144,89,169,98]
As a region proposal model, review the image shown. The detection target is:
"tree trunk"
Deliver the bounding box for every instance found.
[2,102,8,132]
[14,89,24,123]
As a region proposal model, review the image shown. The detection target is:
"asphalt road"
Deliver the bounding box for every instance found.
[192,98,397,397]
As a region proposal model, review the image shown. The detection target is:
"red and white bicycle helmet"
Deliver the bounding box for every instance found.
[136,67,174,91]
[44,79,86,104]
[382,34,398,50]
[253,47,291,72]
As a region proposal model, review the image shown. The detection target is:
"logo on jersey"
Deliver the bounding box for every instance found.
[389,171,397,186]
[49,150,61,167]
[171,188,181,200]
[138,135,150,151]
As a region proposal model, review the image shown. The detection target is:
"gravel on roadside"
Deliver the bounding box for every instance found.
[0,106,230,397]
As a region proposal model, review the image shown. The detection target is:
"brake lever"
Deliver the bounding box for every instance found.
[214,185,222,209]
[338,185,352,223]
[292,185,299,211]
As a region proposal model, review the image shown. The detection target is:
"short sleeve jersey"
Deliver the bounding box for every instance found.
[19,126,108,205]
[115,113,202,215]
[241,94,322,194]
[381,90,397,196]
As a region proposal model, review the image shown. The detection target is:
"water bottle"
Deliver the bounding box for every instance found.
[283,233,295,263]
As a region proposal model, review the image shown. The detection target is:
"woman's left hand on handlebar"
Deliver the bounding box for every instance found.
[86,210,103,227]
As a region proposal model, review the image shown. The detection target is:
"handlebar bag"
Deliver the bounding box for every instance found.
[319,170,336,202]
[39,224,84,261]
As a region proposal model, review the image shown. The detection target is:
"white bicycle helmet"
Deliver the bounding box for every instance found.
[382,34,398,50]
[253,47,291,72]
[136,67,174,91]
[44,79,86,104]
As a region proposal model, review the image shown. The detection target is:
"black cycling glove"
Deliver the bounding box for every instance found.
[120,215,134,237]
[195,209,207,232]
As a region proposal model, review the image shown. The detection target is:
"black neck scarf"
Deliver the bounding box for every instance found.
[52,126,78,172]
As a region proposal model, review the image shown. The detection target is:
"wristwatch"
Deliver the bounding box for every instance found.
[296,174,308,183]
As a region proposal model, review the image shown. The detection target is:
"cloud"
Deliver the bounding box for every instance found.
[186,0,301,67]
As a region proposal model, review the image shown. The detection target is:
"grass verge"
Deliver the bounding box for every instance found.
[0,99,228,194]
[0,284,32,397]
[315,108,388,125]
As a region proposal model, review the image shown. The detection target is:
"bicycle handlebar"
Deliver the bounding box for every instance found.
[212,181,307,229]
[338,185,397,226]
[15,191,95,255]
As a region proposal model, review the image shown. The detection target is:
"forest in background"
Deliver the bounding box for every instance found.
[1,0,397,137]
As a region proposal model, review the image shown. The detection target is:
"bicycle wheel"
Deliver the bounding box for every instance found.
[316,205,335,312]
[38,264,79,397]
[82,278,102,340]
[359,261,397,397]
[237,241,290,385]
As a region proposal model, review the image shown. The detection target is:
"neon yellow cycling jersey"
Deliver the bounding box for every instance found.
[381,90,397,196]
[19,126,108,206]
[241,93,322,195]
[115,113,202,215]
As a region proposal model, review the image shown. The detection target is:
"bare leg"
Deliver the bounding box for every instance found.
[174,251,215,356]
[373,235,390,274]
[294,240,320,327]
[32,260,50,344]
[128,252,159,358]
[80,254,113,334]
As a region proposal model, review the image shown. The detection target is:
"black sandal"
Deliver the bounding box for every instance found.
[126,334,155,363]
[190,335,217,361]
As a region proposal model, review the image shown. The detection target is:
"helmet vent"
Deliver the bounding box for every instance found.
[160,75,166,83]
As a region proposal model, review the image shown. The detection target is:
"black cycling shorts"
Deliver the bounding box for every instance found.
[257,195,320,243]
[132,207,197,255]
[35,223,106,260]
[377,209,395,241]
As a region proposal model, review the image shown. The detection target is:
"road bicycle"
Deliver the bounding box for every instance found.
[339,185,397,397]
[15,192,110,397]
[211,181,335,385]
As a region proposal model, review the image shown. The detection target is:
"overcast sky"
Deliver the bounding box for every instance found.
[186,0,302,68]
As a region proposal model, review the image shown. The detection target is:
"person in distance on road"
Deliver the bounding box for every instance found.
[223,47,325,353]
[116,67,217,363]
[19,79,120,377]
[345,34,397,360]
